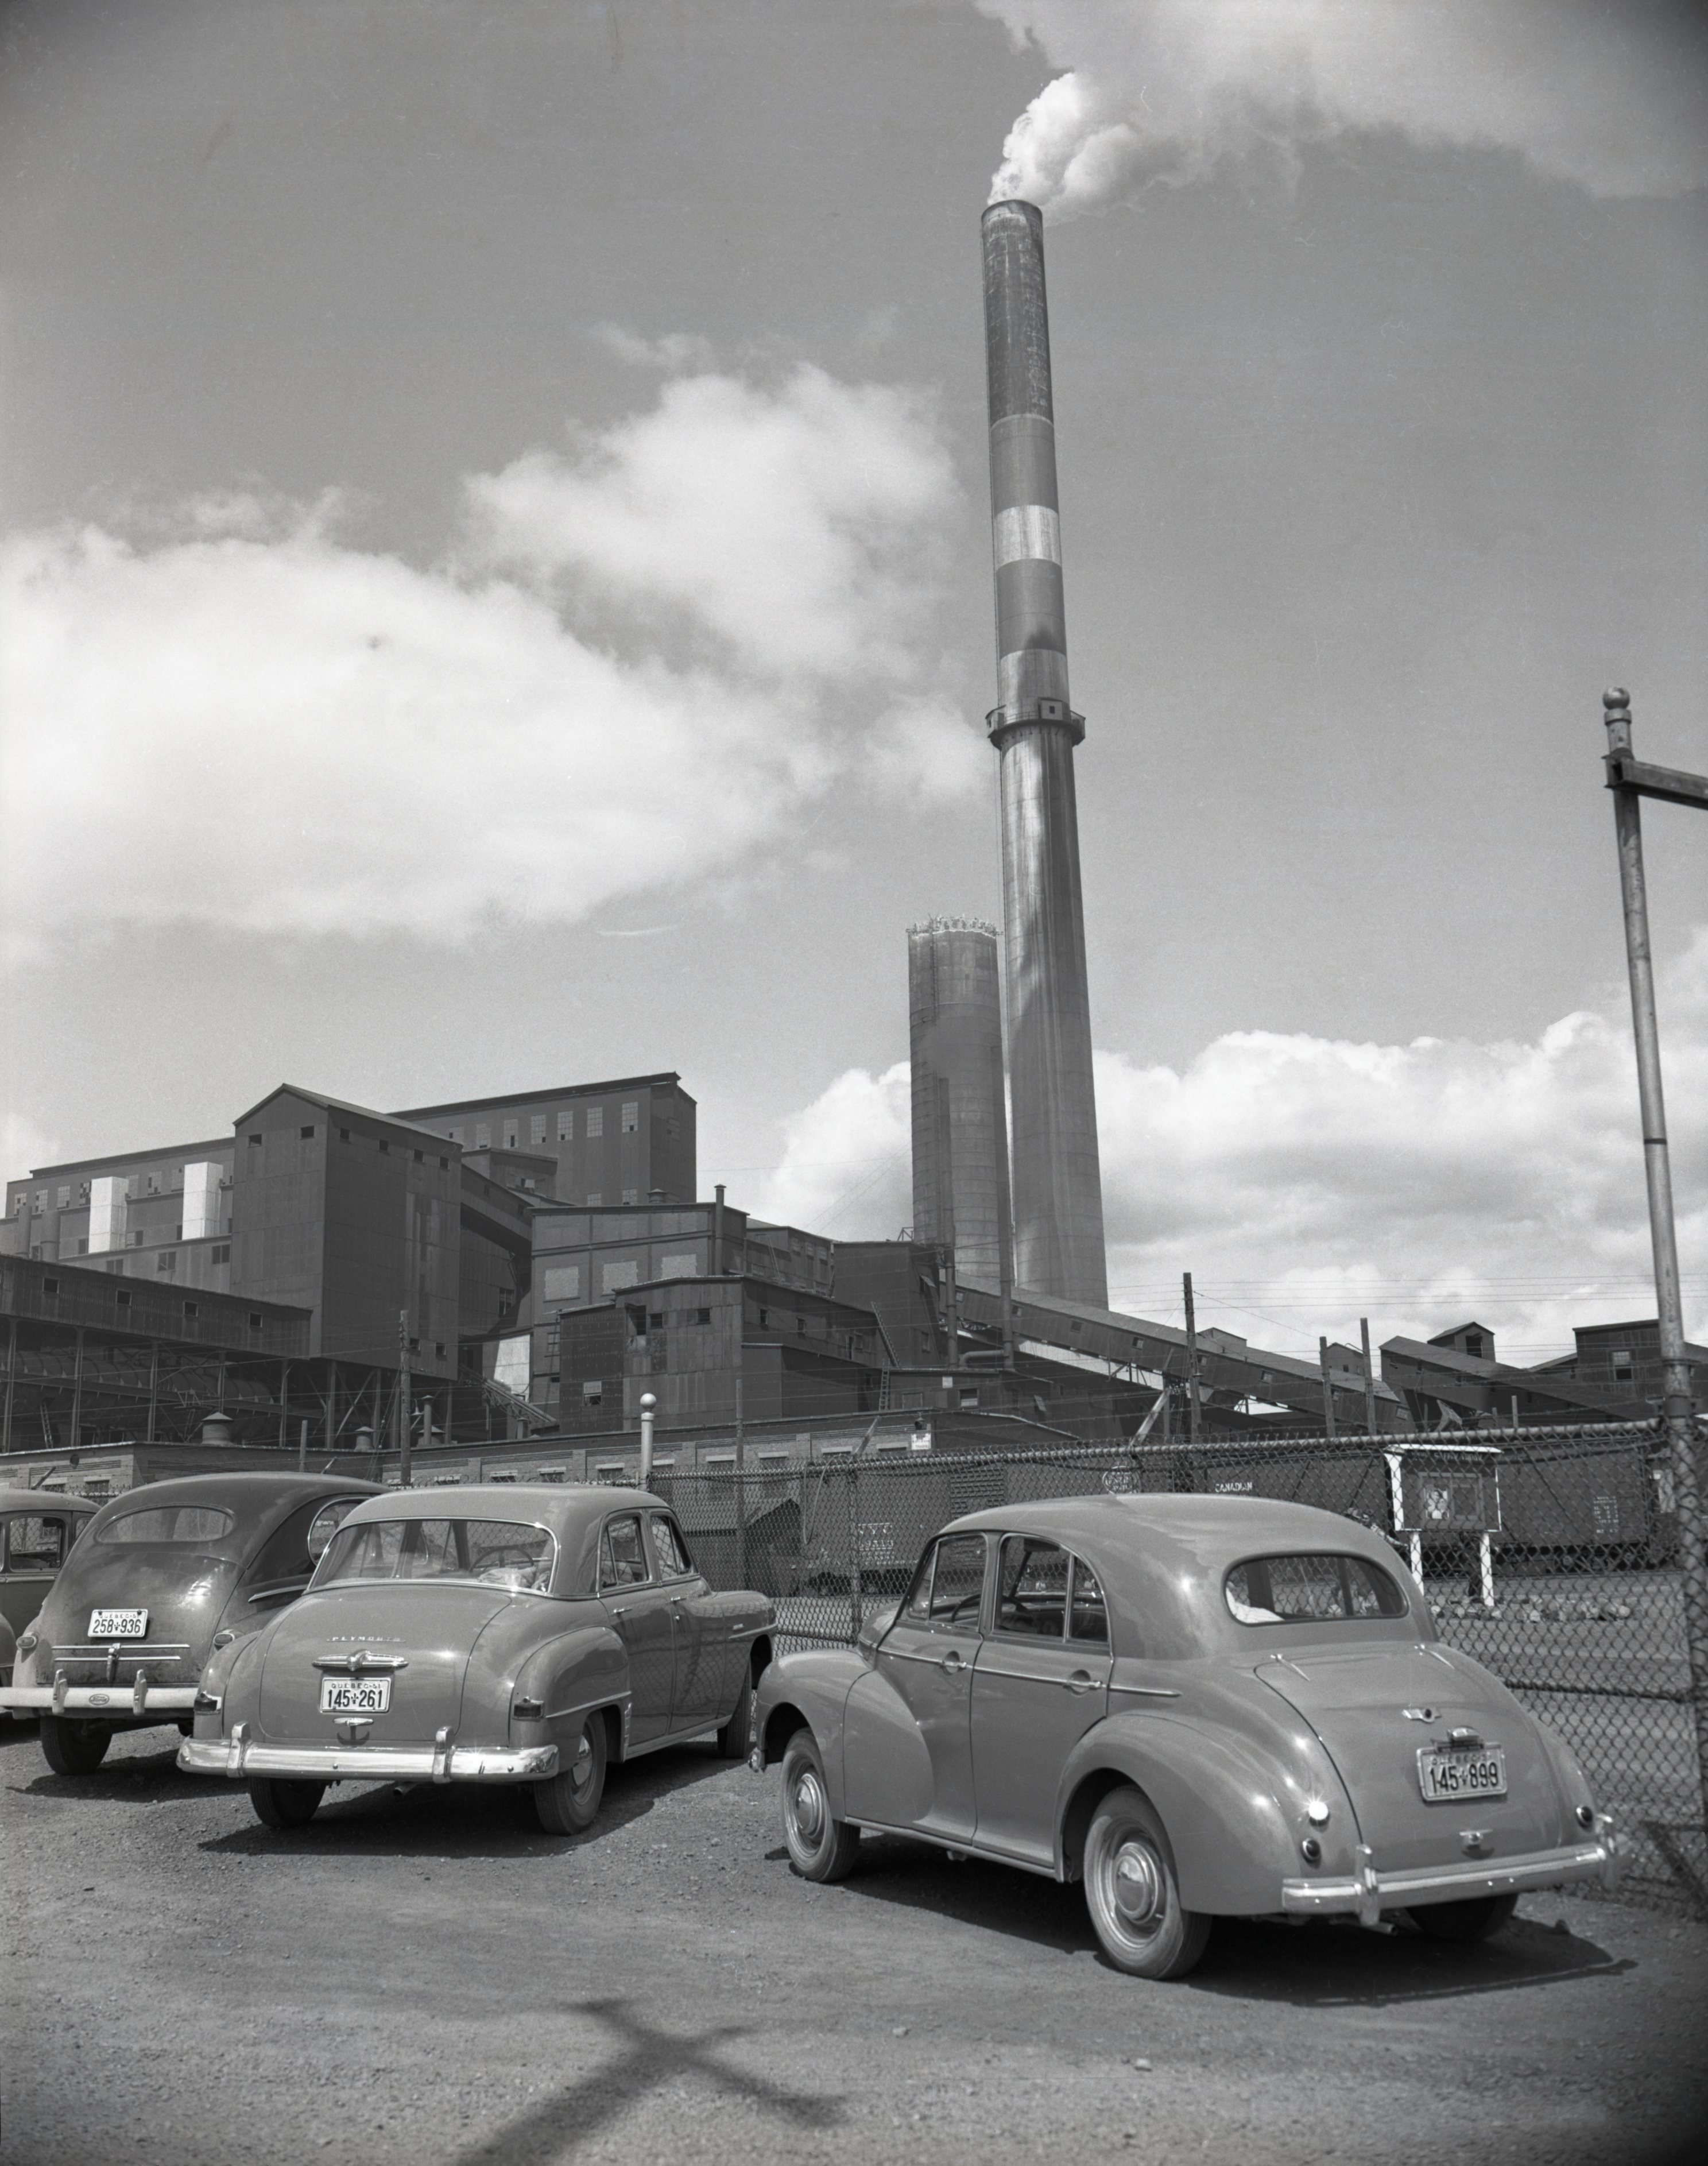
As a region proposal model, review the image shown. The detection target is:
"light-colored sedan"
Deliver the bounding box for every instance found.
[752,1493,1621,1979]
[181,1485,774,1832]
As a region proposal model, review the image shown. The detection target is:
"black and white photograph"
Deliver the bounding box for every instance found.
[1,3,1705,2161]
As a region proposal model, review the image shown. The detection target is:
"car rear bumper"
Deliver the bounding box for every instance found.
[177,1725,559,1785]
[0,1680,198,1718]
[1281,1820,1622,1923]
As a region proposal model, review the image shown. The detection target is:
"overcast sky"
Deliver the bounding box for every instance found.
[2,0,1704,1362]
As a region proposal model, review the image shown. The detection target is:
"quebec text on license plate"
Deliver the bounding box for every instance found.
[319,1676,391,1716]
[89,1608,148,1639]
[1417,1745,1506,1801]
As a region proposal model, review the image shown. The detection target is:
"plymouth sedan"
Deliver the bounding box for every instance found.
[0,1472,379,1775]
[179,1485,775,1833]
[1,1486,99,1706]
[752,1494,1621,1979]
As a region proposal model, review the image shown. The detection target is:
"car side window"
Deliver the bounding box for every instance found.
[919,1533,986,1631]
[996,1536,1068,1637]
[600,1514,650,1589]
[243,1500,328,1586]
[650,1515,694,1579]
[5,1514,70,1572]
[1068,1556,1109,1646]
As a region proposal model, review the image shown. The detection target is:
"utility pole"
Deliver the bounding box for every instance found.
[1318,1337,1338,1441]
[1601,685,1708,1815]
[1360,1318,1378,1437]
[734,1372,746,1591]
[397,1310,413,1490]
[1182,1273,1202,1444]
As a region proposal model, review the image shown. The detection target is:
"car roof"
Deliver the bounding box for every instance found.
[0,1486,99,1517]
[947,1490,1382,1559]
[339,1484,668,1533]
[87,1471,383,1514]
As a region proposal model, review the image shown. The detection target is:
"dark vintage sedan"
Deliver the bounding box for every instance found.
[752,1494,1621,1979]
[1,1486,99,1704]
[0,1472,379,1774]
[179,1485,775,1832]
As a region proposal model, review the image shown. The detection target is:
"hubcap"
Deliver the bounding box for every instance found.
[568,1733,594,1794]
[1110,1838,1164,1931]
[789,1767,826,1843]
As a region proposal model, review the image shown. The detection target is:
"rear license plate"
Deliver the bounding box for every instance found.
[1417,1745,1506,1801]
[319,1676,390,1716]
[90,1608,148,1639]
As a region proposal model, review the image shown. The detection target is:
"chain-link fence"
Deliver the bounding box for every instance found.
[655,1419,1707,1917]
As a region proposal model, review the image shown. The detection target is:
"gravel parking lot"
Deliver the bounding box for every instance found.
[3,1718,1705,2166]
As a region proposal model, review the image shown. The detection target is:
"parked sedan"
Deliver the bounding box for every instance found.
[1,1486,99,1705]
[752,1494,1621,1979]
[179,1486,775,1832]
[0,1472,379,1775]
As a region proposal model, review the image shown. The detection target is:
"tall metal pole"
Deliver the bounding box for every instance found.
[1182,1273,1202,1444]
[297,1417,308,1473]
[638,1390,655,1487]
[734,1373,747,1592]
[3,1313,16,1453]
[1318,1337,1338,1442]
[397,1310,413,1489]
[1602,684,1708,1817]
[1360,1317,1378,1437]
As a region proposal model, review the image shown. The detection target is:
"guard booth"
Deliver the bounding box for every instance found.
[1384,1441,1503,1607]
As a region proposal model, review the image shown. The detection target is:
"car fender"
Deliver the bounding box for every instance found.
[1055,1710,1356,1916]
[506,1619,629,1755]
[0,1612,16,1686]
[195,1614,274,1736]
[754,1648,863,1820]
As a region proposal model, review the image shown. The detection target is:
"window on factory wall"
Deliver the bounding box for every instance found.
[542,1264,582,1304]
[621,1189,638,1206]
[157,1251,176,1273]
[557,1111,572,1142]
[448,1125,463,1144]
[76,1239,88,1255]
[601,1260,640,1294]
[145,1174,159,1193]
[57,1186,71,1207]
[212,1244,230,1264]
[621,1102,639,1134]
[586,1192,602,1207]
[585,1107,604,1139]
[504,1120,519,1148]
[530,1115,547,1146]
[475,1123,490,1148]
[659,1252,698,1278]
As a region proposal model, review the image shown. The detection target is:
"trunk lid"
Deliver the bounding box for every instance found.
[257,1584,513,1745]
[41,1550,239,1685]
[1256,1642,1565,1871]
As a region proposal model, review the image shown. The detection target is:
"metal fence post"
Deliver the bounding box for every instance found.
[849,1453,863,1638]
[733,1375,746,1591]
[1603,686,1708,1824]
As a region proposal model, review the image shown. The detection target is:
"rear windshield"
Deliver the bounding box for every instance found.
[95,1504,237,1546]
[1225,1553,1407,1624]
[313,1518,556,1593]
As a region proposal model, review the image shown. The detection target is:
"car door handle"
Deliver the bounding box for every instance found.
[1063,1670,1096,1694]
[939,1650,965,1673]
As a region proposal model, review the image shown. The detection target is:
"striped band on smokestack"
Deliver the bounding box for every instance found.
[983,196,1078,738]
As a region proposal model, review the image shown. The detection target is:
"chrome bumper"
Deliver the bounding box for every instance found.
[0,1678,197,1718]
[1281,1819,1622,1924]
[177,1724,559,1785]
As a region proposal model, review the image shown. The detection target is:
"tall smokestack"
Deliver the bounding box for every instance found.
[982,198,1108,1307]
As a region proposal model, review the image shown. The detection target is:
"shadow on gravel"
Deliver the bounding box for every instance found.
[1190,1913,1637,2008]
[446,1997,842,2165]
[8,1736,208,1803]
[830,1838,1641,2005]
[195,1740,734,1859]
[835,1834,1098,1954]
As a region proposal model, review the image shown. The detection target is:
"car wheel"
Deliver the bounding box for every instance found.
[534,1715,608,1835]
[39,1716,111,1777]
[1082,1785,1211,1981]
[1408,1893,1519,1943]
[248,1778,326,1829]
[780,1726,860,1882]
[718,1665,756,1761]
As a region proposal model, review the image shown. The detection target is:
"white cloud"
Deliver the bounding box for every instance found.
[758,1061,913,1237]
[769,930,1708,1360]
[0,366,977,958]
[976,1,1708,218]
[463,366,955,681]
